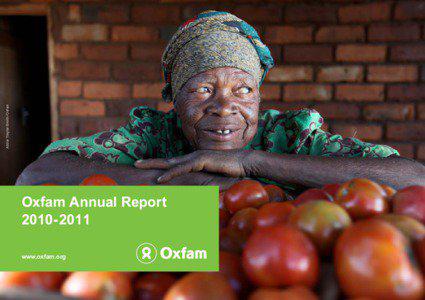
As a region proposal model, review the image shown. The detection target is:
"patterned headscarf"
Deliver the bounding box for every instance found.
[161,10,275,102]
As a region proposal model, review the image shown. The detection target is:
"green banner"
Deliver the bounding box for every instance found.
[0,186,219,271]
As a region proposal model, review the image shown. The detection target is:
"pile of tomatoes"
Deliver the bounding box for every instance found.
[1,176,424,300]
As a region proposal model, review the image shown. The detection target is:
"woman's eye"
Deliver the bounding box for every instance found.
[196,86,212,94]
[237,86,252,94]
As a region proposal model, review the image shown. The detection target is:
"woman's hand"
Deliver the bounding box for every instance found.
[134,150,252,183]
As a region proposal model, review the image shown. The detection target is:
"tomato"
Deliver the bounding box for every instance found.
[224,180,269,213]
[414,236,425,274]
[242,225,319,288]
[218,251,250,297]
[381,184,396,198]
[393,185,425,224]
[228,208,258,239]
[248,286,318,300]
[322,184,341,200]
[134,273,176,300]
[264,185,290,202]
[61,272,132,300]
[80,174,118,186]
[288,201,351,256]
[255,202,295,229]
[335,219,424,299]
[292,188,332,206]
[40,183,60,186]
[0,272,65,291]
[219,227,246,254]
[377,214,425,241]
[335,178,388,219]
[219,191,226,210]
[164,273,236,300]
[220,209,231,229]
[121,272,138,280]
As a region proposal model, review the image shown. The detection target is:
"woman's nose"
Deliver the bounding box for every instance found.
[206,90,238,117]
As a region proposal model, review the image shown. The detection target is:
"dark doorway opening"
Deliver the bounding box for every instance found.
[0,16,51,185]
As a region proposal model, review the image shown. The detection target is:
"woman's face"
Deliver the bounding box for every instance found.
[174,67,260,151]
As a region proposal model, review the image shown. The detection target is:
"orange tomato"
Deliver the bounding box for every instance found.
[322,183,341,200]
[376,214,425,241]
[80,174,118,186]
[335,178,388,219]
[0,272,65,291]
[242,225,319,288]
[335,219,424,299]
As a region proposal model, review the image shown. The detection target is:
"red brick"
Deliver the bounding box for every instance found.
[284,4,337,23]
[316,26,364,43]
[157,102,174,113]
[336,84,384,101]
[82,4,129,23]
[387,123,425,141]
[368,65,418,83]
[233,5,281,23]
[260,84,281,101]
[60,100,105,117]
[62,24,108,42]
[133,82,163,99]
[418,144,425,160]
[112,26,158,42]
[58,81,82,98]
[385,143,415,158]
[312,103,360,120]
[391,45,425,62]
[264,26,313,44]
[131,43,166,61]
[284,84,332,101]
[54,43,78,60]
[113,63,162,81]
[331,124,383,142]
[68,4,80,22]
[81,45,127,61]
[266,66,313,82]
[363,104,415,121]
[260,102,309,113]
[83,82,131,99]
[395,1,425,20]
[339,2,391,23]
[132,5,180,24]
[419,104,425,119]
[63,61,109,80]
[388,85,425,101]
[317,66,363,82]
[368,24,420,42]
[284,45,333,63]
[336,45,386,62]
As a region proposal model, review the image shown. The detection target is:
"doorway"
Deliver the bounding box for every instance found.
[0,16,51,185]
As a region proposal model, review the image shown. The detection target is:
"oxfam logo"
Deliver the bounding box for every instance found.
[136,242,158,264]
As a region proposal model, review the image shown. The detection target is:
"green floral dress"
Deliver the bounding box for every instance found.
[42,106,398,191]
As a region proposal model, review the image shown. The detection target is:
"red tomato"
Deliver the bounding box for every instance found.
[381,184,396,198]
[322,184,341,200]
[121,272,138,280]
[164,273,236,300]
[264,185,290,202]
[219,191,226,210]
[255,202,295,229]
[219,227,246,254]
[0,272,65,291]
[61,272,132,300]
[414,236,425,274]
[242,225,319,288]
[228,208,258,239]
[134,273,176,300]
[80,174,118,186]
[292,188,332,206]
[393,185,425,224]
[288,201,351,256]
[220,209,231,229]
[335,178,388,219]
[335,219,424,299]
[376,214,425,241]
[248,286,318,300]
[224,180,269,213]
[40,183,60,186]
[218,251,250,297]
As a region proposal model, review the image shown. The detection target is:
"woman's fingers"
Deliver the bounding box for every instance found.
[157,163,199,183]
[134,158,172,169]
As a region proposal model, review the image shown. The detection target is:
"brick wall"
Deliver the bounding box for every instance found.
[2,1,425,160]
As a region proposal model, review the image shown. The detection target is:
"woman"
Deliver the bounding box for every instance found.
[17,11,424,192]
